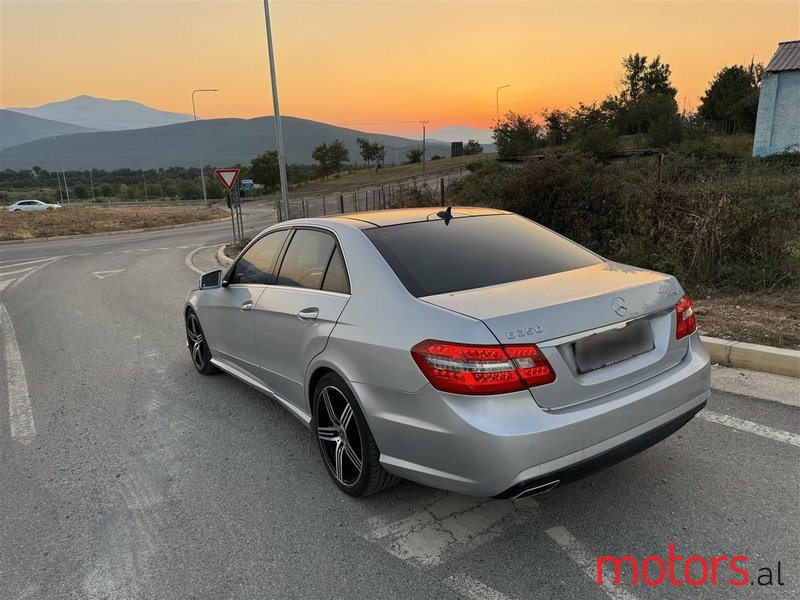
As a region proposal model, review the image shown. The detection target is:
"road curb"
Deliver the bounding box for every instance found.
[216,245,234,267]
[0,215,231,245]
[701,336,800,378]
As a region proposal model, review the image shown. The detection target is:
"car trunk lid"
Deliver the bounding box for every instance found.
[421,262,688,409]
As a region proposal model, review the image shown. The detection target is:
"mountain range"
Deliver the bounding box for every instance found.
[0,96,485,170]
[6,95,194,131]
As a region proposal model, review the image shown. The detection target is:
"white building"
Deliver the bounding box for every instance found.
[753,40,800,156]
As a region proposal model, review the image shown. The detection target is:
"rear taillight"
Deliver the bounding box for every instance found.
[675,294,697,339]
[410,340,556,395]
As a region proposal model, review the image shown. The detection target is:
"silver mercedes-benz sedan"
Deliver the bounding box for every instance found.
[184,207,710,498]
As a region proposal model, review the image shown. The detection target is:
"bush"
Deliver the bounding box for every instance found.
[448,154,800,293]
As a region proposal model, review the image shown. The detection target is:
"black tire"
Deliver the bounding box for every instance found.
[185,309,218,375]
[312,372,400,497]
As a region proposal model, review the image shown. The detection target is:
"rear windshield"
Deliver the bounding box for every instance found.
[364,214,602,297]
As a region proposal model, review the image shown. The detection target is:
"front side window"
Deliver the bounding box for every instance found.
[276,229,348,292]
[230,229,290,285]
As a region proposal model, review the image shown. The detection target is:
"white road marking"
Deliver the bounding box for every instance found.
[365,494,538,567]
[157,247,170,250]
[136,248,151,252]
[0,279,16,291]
[176,246,191,249]
[444,574,515,600]
[0,266,38,277]
[546,526,639,600]
[92,269,126,280]
[1,256,63,293]
[0,257,58,267]
[0,303,36,442]
[698,409,800,447]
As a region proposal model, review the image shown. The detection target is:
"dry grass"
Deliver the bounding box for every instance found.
[694,292,800,350]
[292,153,495,194]
[0,205,225,241]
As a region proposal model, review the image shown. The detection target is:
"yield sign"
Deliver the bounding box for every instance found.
[215,168,240,191]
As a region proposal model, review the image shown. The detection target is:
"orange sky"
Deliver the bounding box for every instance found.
[1,1,798,135]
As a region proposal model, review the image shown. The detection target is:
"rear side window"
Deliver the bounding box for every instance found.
[364,214,602,297]
[231,229,290,285]
[277,229,339,290]
[321,247,350,294]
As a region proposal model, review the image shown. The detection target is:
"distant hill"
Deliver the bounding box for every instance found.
[0,110,97,150]
[0,115,451,170]
[6,95,194,131]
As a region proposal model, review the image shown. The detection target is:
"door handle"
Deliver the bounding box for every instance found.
[296,307,319,322]
[240,300,254,311]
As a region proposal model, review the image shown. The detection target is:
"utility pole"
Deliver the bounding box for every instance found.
[261,0,291,222]
[420,120,429,174]
[56,136,70,203]
[192,88,219,207]
[89,168,96,202]
[142,171,149,202]
[496,84,511,126]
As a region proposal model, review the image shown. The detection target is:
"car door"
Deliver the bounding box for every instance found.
[254,228,351,411]
[200,229,291,376]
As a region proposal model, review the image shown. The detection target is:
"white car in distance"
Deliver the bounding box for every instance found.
[7,199,63,212]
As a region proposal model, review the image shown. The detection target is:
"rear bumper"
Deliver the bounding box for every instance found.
[354,333,710,497]
[494,398,706,498]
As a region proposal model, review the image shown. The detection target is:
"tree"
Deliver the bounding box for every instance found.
[698,64,762,134]
[463,139,484,155]
[250,150,280,192]
[619,53,676,104]
[405,148,423,164]
[312,140,350,177]
[493,112,544,158]
[541,109,571,146]
[613,53,678,136]
[374,143,386,168]
[356,137,381,166]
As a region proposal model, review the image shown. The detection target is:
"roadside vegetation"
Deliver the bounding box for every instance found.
[403,52,800,348]
[0,205,225,241]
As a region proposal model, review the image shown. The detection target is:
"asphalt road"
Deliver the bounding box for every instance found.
[0,209,798,600]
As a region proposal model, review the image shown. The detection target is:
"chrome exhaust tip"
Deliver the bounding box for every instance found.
[513,480,560,500]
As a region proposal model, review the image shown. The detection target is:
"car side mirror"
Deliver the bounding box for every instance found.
[200,270,223,289]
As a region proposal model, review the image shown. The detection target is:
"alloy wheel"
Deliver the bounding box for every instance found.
[186,313,206,371]
[316,385,363,485]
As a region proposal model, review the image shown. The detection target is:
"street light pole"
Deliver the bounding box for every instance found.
[420,120,429,174]
[192,88,219,207]
[261,0,290,222]
[496,84,511,125]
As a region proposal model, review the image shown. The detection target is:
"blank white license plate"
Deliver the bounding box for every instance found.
[573,319,654,374]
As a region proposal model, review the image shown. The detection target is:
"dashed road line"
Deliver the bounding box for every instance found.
[546,526,639,600]
[443,574,515,600]
[698,409,800,447]
[0,303,36,443]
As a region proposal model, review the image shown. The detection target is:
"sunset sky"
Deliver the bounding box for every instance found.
[1,0,798,136]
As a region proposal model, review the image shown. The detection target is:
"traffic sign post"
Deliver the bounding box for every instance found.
[215,168,243,241]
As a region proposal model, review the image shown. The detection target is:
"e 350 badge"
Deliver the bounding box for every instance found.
[506,326,543,340]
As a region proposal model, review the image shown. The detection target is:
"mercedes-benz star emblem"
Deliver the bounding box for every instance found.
[612,296,628,317]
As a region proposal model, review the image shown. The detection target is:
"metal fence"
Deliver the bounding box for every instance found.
[269,163,476,220]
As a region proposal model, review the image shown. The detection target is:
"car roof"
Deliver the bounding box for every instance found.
[321,206,509,229]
